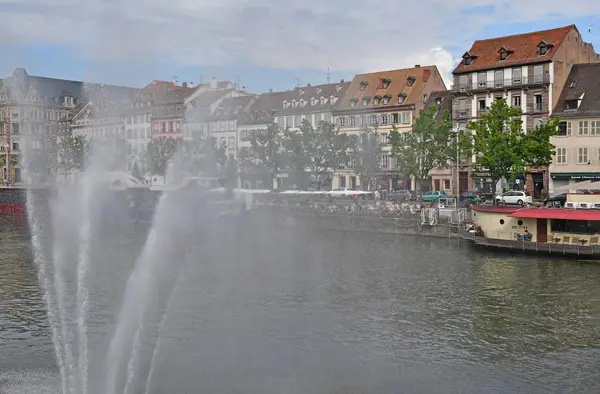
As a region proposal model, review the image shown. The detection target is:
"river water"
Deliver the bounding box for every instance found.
[1,219,600,393]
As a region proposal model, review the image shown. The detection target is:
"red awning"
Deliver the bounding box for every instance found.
[510,208,600,221]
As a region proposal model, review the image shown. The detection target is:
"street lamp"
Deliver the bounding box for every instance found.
[451,126,460,197]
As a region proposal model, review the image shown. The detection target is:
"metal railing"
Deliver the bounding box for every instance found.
[453,74,551,92]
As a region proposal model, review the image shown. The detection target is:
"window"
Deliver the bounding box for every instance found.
[534,94,543,111]
[500,51,508,60]
[533,65,543,83]
[407,77,415,87]
[371,115,378,125]
[349,116,356,127]
[373,96,381,105]
[338,117,345,127]
[556,147,567,164]
[378,133,389,144]
[363,97,369,106]
[512,94,521,108]
[592,120,600,135]
[464,56,472,65]
[401,111,410,124]
[350,99,357,108]
[539,45,548,55]
[359,82,368,91]
[565,99,578,110]
[381,79,390,89]
[228,136,235,149]
[458,99,466,116]
[478,98,486,111]
[398,94,406,104]
[578,147,589,164]
[459,75,468,90]
[380,154,389,169]
[383,96,390,105]
[558,121,571,136]
[533,117,543,129]
[579,120,589,135]
[494,70,504,87]
[477,73,487,88]
[392,113,399,124]
[381,114,389,124]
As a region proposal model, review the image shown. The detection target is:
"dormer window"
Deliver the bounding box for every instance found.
[407,77,415,87]
[320,97,327,105]
[292,99,297,107]
[299,89,304,95]
[350,98,358,108]
[537,40,553,56]
[539,45,548,55]
[569,81,576,88]
[311,98,318,106]
[500,51,508,60]
[336,85,342,91]
[64,96,74,107]
[383,95,391,105]
[462,51,476,66]
[464,56,472,65]
[359,81,368,91]
[565,99,578,110]
[282,100,289,108]
[373,95,381,105]
[398,94,407,104]
[381,78,391,89]
[316,88,322,94]
[362,97,370,106]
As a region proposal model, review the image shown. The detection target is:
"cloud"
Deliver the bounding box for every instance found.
[0,0,599,80]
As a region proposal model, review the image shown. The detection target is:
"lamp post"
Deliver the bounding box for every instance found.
[451,126,460,197]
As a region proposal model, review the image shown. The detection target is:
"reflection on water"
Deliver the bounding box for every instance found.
[1,225,600,393]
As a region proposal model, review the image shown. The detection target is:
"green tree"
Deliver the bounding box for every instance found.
[57,134,89,179]
[241,123,285,190]
[389,104,453,192]
[463,99,558,199]
[284,120,350,189]
[144,138,180,176]
[349,127,381,190]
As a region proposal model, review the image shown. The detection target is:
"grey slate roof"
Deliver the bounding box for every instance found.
[553,63,600,118]
[424,90,452,119]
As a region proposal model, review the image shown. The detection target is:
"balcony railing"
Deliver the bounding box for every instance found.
[453,110,469,119]
[453,74,551,93]
[526,103,545,113]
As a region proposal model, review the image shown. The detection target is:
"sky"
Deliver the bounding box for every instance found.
[0,0,599,94]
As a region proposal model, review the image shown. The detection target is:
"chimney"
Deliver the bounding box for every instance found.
[423,69,431,82]
[340,79,344,83]
[189,82,194,88]
[182,82,188,88]
[269,89,273,93]
[415,64,420,68]
[210,77,217,89]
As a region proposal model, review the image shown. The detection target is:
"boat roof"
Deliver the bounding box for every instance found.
[510,208,600,221]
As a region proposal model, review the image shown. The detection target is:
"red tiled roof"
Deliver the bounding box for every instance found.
[471,205,521,213]
[510,208,600,220]
[336,65,440,111]
[453,25,575,74]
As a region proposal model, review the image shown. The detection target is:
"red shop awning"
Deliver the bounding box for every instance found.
[510,208,600,221]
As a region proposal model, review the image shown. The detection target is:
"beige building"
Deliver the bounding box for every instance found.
[452,24,600,198]
[332,65,447,190]
[550,63,600,192]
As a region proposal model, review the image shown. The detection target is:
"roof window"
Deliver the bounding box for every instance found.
[381,78,391,89]
[398,93,407,104]
[462,51,476,66]
[407,77,416,87]
[359,81,368,91]
[350,98,358,108]
[383,95,391,105]
[537,40,553,56]
[362,97,370,106]
[564,99,578,110]
[373,95,381,105]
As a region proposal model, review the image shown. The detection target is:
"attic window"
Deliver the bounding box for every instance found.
[500,51,508,61]
[398,94,407,104]
[350,98,358,108]
[565,99,578,110]
[282,100,289,108]
[464,56,472,65]
[407,77,415,87]
[316,88,322,94]
[311,98,318,105]
[359,81,368,91]
[569,81,576,88]
[381,79,391,89]
[373,96,381,105]
[362,97,370,106]
[336,85,342,91]
[383,95,391,105]
[539,45,548,55]
[299,89,304,95]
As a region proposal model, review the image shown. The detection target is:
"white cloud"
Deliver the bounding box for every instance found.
[0,0,599,80]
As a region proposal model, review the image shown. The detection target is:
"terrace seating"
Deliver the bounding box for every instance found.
[562,236,570,245]
[589,236,598,246]
[571,236,579,245]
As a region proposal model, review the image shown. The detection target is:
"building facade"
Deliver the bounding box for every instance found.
[333,65,447,191]
[452,24,600,198]
[0,68,136,184]
[550,63,600,191]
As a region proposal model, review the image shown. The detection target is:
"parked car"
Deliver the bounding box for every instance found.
[389,189,412,202]
[421,190,447,202]
[543,193,567,207]
[495,191,532,206]
[459,191,483,204]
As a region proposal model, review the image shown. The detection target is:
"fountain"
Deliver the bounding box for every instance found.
[18,99,230,393]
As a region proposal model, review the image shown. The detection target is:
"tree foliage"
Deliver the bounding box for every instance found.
[462,98,558,193]
[145,138,179,176]
[57,134,90,176]
[348,127,382,190]
[239,123,285,189]
[389,104,453,191]
[284,120,351,189]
